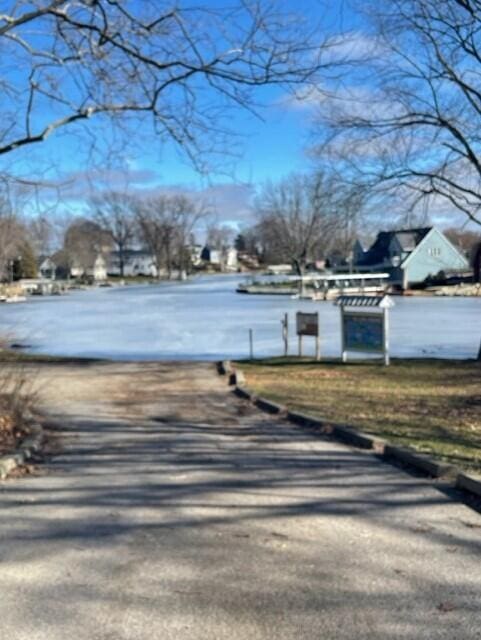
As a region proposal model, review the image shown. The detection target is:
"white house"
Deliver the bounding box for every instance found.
[224,247,238,271]
[91,255,107,281]
[190,244,204,267]
[38,257,57,280]
[108,250,157,277]
[201,245,238,270]
[71,254,107,281]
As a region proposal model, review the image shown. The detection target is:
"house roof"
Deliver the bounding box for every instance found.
[358,227,432,266]
[37,255,52,267]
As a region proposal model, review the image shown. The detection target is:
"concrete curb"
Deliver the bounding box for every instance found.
[254,396,287,415]
[234,385,255,401]
[383,444,457,478]
[218,363,481,504]
[287,410,323,429]
[285,412,386,450]
[230,369,245,386]
[216,360,232,376]
[456,472,481,498]
[0,422,44,480]
[333,424,386,451]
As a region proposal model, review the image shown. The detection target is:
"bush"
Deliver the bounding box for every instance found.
[0,356,38,455]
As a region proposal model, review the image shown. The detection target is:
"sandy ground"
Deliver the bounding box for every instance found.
[0,360,480,640]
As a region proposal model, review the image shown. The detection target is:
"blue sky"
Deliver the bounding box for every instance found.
[3,0,472,237]
[2,1,380,230]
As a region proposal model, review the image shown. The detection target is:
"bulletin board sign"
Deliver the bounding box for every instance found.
[296,312,320,360]
[342,311,384,353]
[296,312,319,337]
[336,295,394,366]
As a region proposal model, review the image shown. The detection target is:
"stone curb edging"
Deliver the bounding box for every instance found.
[219,362,481,502]
[0,421,44,480]
[255,396,287,415]
[217,360,233,377]
[234,385,255,401]
[456,472,481,497]
[285,411,387,451]
[383,444,457,479]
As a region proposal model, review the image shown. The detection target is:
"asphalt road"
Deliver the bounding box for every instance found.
[0,361,480,640]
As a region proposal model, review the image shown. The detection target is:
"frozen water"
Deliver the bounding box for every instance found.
[0,274,479,360]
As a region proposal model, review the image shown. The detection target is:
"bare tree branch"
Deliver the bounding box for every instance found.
[0,0,330,177]
[316,0,481,227]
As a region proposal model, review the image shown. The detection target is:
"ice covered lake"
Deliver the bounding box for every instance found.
[0,274,479,360]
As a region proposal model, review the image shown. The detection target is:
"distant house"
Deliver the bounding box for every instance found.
[71,254,107,282]
[237,251,260,270]
[38,253,71,280]
[91,255,107,281]
[190,244,203,267]
[224,247,238,271]
[200,246,238,271]
[108,250,157,277]
[354,227,469,288]
[38,256,56,280]
[266,264,292,275]
[201,246,221,265]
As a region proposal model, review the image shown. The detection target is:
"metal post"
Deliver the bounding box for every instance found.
[281,313,289,357]
[315,311,320,361]
[340,306,347,363]
[298,335,302,357]
[383,308,390,366]
[249,328,254,360]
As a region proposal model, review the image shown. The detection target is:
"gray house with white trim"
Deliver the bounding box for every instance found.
[354,227,469,288]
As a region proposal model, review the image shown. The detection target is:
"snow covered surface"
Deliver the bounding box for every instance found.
[0,274,479,360]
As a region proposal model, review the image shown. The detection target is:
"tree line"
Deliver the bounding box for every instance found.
[0,191,222,281]
[2,173,480,284]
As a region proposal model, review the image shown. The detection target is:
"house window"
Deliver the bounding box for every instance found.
[428,247,441,257]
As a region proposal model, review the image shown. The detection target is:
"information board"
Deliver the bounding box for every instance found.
[296,312,319,337]
[343,311,384,353]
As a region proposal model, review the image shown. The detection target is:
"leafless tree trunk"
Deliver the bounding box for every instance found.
[135,194,208,279]
[63,218,111,278]
[135,196,170,279]
[91,193,136,277]
[171,196,209,278]
[28,215,55,257]
[254,172,357,290]
[0,196,27,282]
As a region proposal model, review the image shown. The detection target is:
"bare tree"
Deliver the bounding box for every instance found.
[254,172,356,279]
[91,193,136,277]
[317,0,481,228]
[0,195,27,281]
[135,196,171,279]
[28,215,55,257]
[171,195,209,278]
[206,225,234,252]
[0,1,330,182]
[63,218,112,277]
[136,194,208,279]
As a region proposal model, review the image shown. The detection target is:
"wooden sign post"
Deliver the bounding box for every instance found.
[296,312,320,360]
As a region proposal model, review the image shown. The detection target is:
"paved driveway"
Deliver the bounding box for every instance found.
[0,361,480,639]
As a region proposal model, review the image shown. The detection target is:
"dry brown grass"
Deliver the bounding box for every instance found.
[239,357,481,474]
